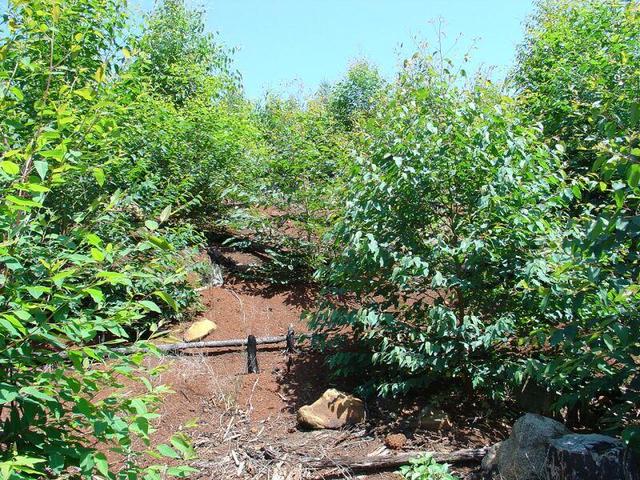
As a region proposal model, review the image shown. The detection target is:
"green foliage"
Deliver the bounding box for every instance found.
[398,455,459,480]
[249,92,351,280]
[0,0,203,476]
[310,0,639,440]
[311,53,563,398]
[513,0,640,434]
[513,0,639,175]
[112,0,259,225]
[328,60,385,130]
[134,0,238,105]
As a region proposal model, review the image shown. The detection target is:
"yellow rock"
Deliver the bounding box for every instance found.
[183,319,217,342]
[297,389,365,429]
[418,406,452,430]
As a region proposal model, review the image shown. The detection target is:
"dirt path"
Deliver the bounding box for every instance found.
[138,248,499,479]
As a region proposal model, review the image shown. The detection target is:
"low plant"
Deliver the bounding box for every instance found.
[398,455,459,480]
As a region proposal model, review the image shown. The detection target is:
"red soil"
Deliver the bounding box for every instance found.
[132,255,499,479]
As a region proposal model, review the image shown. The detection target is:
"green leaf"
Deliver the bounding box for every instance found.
[9,86,24,100]
[51,269,76,287]
[171,434,195,459]
[167,466,198,477]
[21,386,55,403]
[93,167,105,187]
[159,205,172,223]
[5,195,43,208]
[84,288,104,303]
[74,86,95,100]
[39,146,66,162]
[34,160,49,180]
[90,248,105,262]
[157,444,180,459]
[139,300,162,313]
[85,233,102,247]
[97,271,132,286]
[94,453,109,476]
[0,385,19,403]
[628,164,640,189]
[1,160,20,175]
[26,286,49,299]
[145,220,159,231]
[147,235,172,251]
[602,334,615,352]
[154,291,178,311]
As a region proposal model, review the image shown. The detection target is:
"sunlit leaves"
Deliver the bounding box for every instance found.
[313,51,562,400]
[0,0,200,477]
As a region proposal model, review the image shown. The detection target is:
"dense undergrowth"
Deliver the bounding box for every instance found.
[0,0,638,477]
[312,0,640,445]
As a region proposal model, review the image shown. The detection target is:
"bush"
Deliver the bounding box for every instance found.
[399,455,459,480]
[328,60,385,130]
[0,0,199,476]
[249,92,351,280]
[513,0,640,436]
[311,53,564,398]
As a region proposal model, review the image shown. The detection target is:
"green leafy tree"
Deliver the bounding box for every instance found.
[513,0,640,437]
[105,0,260,225]
[251,92,352,280]
[134,0,237,105]
[311,53,563,398]
[0,0,197,477]
[328,60,385,130]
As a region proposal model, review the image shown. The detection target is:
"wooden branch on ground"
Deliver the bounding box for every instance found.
[301,446,489,472]
[195,447,489,475]
[112,335,288,355]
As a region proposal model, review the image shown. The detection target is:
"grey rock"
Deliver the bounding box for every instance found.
[496,413,570,480]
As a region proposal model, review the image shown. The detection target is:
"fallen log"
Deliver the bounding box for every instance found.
[112,335,288,355]
[302,446,489,472]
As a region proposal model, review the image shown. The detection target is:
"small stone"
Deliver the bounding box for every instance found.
[183,319,217,342]
[384,433,407,450]
[297,389,365,429]
[481,441,502,474]
[418,406,452,430]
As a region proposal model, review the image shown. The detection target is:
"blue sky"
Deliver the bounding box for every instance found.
[134,0,536,99]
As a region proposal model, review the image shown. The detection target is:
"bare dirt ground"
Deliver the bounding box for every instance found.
[141,248,506,479]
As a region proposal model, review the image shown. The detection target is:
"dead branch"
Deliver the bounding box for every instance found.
[113,335,288,355]
[301,446,489,472]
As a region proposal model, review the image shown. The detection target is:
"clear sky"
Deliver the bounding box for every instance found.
[135,0,537,99]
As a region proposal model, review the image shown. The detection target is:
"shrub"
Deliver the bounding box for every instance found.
[311,53,564,398]
[399,455,459,480]
[513,0,640,436]
[0,0,197,476]
[328,60,386,130]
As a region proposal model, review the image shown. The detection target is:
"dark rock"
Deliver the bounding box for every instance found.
[545,434,637,480]
[496,413,570,480]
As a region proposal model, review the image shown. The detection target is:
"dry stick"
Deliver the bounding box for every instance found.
[301,446,489,472]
